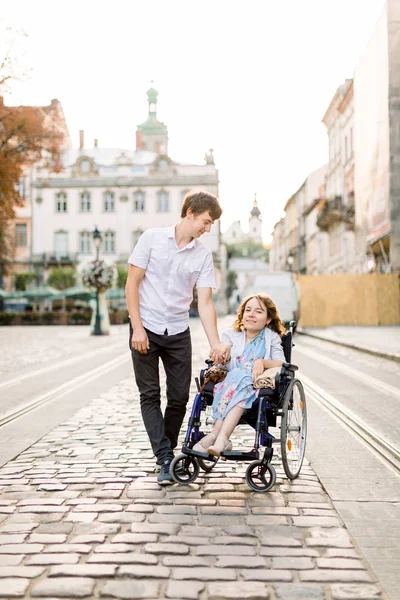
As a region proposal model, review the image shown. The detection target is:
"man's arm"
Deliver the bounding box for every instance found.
[197,287,227,363]
[125,265,149,354]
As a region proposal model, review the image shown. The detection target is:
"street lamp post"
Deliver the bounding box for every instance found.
[92,226,102,336]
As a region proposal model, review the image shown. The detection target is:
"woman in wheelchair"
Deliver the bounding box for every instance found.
[193,294,286,457]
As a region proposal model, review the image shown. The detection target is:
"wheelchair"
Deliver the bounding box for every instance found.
[170,321,307,492]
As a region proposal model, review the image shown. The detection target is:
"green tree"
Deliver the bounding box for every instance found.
[14,271,36,291]
[47,267,76,290]
[227,241,269,261]
[117,266,128,288]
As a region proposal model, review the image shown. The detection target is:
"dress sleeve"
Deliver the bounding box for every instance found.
[127,230,152,269]
[270,331,286,362]
[221,328,234,371]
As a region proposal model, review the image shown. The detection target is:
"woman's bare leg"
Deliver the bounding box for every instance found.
[208,406,245,456]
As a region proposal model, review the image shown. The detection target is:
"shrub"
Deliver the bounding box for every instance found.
[21,312,40,324]
[0,312,16,325]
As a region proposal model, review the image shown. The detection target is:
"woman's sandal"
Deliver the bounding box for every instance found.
[193,432,217,453]
[207,437,232,457]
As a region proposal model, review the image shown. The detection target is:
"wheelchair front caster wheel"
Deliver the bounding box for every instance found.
[170,454,200,484]
[245,460,276,492]
[197,456,218,473]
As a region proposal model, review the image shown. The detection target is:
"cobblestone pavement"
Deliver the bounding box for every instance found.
[0,323,386,599]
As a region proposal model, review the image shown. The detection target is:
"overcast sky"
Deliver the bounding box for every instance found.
[1,0,386,242]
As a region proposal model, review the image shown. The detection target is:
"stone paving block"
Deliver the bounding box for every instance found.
[245,515,289,526]
[29,533,68,544]
[330,583,383,599]
[118,564,170,578]
[144,542,190,555]
[196,545,256,556]
[0,522,38,533]
[162,556,210,567]
[130,522,179,535]
[0,577,29,597]
[148,513,194,524]
[316,557,366,569]
[0,565,45,577]
[260,536,302,547]
[73,522,120,535]
[35,523,74,534]
[293,516,342,527]
[207,581,269,599]
[98,511,146,523]
[49,564,117,577]
[110,533,158,544]
[100,579,160,599]
[0,543,44,554]
[26,553,81,565]
[165,579,205,599]
[261,547,319,557]
[31,576,95,597]
[172,567,237,580]
[180,526,218,537]
[273,584,325,599]
[0,534,27,544]
[306,527,353,548]
[299,570,373,582]
[65,512,97,522]
[87,552,158,564]
[44,543,92,553]
[241,569,293,581]
[215,556,268,568]
[271,557,315,569]
[69,534,106,544]
[0,555,24,565]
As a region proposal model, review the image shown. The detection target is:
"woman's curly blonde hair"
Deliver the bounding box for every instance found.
[232,294,286,337]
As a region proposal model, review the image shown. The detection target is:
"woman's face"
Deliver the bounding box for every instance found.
[242,297,270,332]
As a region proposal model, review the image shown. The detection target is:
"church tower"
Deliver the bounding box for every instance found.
[248,194,262,242]
[135,86,168,155]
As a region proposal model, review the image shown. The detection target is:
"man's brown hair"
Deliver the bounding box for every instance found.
[181,191,222,221]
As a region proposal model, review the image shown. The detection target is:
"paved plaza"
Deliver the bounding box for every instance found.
[0,323,388,599]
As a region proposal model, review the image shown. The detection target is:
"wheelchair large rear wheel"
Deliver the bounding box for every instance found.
[280,379,307,479]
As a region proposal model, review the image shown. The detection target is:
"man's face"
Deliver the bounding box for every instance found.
[187,210,215,238]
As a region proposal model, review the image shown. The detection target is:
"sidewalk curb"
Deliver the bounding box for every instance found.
[297,329,400,364]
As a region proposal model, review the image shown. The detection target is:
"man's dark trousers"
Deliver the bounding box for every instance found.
[129,322,192,464]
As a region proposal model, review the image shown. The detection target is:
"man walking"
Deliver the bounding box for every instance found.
[125,191,224,484]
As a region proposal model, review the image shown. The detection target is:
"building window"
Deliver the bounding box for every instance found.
[157,190,169,212]
[104,231,115,254]
[56,192,68,213]
[54,231,69,259]
[16,178,27,199]
[104,191,115,212]
[80,192,91,212]
[80,160,91,173]
[16,224,27,247]
[79,231,91,254]
[158,159,168,172]
[133,191,145,212]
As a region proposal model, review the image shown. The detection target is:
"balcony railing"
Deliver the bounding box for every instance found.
[316,196,355,231]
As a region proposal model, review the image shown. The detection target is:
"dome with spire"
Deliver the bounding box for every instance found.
[250,194,261,218]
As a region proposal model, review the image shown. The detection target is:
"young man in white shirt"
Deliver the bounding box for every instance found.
[125,191,225,485]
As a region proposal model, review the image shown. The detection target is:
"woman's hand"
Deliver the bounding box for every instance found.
[252,359,265,382]
[210,343,231,365]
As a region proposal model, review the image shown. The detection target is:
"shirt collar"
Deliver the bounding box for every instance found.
[168,224,196,250]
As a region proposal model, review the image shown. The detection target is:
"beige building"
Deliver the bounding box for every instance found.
[30,88,228,313]
[222,196,263,246]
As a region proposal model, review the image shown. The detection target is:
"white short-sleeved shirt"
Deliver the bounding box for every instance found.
[127,226,216,335]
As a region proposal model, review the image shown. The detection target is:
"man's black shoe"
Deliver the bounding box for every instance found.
[157,460,174,486]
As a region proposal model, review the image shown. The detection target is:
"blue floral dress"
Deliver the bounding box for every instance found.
[212,329,267,420]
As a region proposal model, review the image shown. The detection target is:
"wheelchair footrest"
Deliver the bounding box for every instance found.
[221,450,259,461]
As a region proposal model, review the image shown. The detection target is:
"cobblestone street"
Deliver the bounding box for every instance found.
[0,322,388,599]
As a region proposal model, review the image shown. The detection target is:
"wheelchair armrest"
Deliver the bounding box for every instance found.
[282,362,298,372]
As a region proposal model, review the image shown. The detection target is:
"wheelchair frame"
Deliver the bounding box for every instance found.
[170,321,307,492]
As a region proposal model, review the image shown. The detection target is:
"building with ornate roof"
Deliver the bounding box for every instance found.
[30,87,228,313]
[222,195,263,245]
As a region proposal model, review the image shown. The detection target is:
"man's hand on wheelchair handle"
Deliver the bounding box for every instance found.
[209,343,231,365]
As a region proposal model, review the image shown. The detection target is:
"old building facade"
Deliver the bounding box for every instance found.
[30,88,228,313]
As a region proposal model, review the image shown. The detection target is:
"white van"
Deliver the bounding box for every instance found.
[242,271,299,328]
